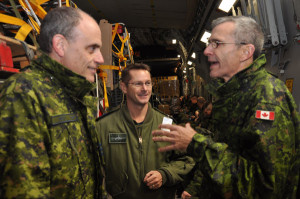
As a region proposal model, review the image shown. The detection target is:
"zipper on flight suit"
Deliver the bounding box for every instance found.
[135,124,144,180]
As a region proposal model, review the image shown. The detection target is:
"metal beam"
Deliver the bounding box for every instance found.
[274,0,287,45]
[265,0,280,46]
[187,0,218,59]
[138,58,180,63]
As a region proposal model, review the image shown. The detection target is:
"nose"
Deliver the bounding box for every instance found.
[203,45,213,57]
[95,49,104,65]
[141,83,148,90]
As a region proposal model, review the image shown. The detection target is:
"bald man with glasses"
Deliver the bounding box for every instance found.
[152,16,300,199]
[96,63,194,199]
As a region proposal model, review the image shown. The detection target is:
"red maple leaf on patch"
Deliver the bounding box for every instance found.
[262,113,269,117]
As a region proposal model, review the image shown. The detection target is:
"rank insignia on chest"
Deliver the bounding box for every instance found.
[109,133,127,143]
[255,110,275,121]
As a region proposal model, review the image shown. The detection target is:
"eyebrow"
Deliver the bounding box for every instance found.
[86,44,101,50]
[208,38,220,42]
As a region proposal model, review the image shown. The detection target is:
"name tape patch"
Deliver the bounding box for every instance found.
[51,113,78,126]
[109,133,127,143]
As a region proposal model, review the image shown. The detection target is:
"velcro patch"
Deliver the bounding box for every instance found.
[109,133,127,143]
[51,113,78,126]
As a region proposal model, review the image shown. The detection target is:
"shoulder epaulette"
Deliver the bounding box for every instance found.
[153,107,176,122]
[96,107,120,121]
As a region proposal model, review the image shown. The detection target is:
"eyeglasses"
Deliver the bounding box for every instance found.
[206,40,247,49]
[127,81,153,87]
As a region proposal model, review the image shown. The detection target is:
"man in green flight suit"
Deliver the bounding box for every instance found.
[96,63,194,199]
[153,16,300,198]
[0,7,104,198]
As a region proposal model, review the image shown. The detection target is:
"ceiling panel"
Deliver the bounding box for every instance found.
[74,0,198,29]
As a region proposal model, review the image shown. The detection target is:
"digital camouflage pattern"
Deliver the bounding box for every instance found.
[185,55,300,198]
[96,103,194,199]
[0,53,103,198]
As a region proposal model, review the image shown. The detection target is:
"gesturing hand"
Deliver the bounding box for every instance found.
[152,123,196,152]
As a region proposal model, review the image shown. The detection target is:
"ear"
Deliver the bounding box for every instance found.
[120,81,127,94]
[240,44,255,62]
[52,34,67,57]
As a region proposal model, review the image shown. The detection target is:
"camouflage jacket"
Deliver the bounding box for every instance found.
[185,55,300,198]
[96,103,194,199]
[0,53,103,198]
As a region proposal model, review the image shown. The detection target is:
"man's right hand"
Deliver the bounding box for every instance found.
[152,123,196,152]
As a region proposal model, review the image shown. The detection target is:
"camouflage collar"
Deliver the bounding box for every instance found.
[31,53,96,99]
[208,54,267,97]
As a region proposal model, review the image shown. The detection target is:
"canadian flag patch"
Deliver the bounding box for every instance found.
[255,110,275,121]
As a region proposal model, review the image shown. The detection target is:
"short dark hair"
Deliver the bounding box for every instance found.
[38,7,82,53]
[121,63,151,83]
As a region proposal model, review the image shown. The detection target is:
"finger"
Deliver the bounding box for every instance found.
[147,172,162,185]
[181,191,192,198]
[158,144,176,152]
[186,123,194,130]
[143,172,153,182]
[152,129,176,137]
[152,129,167,137]
[185,123,191,128]
[146,174,156,182]
[152,134,174,143]
[159,123,182,131]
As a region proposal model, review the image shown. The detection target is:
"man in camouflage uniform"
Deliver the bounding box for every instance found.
[0,7,104,198]
[153,16,300,198]
[96,63,194,199]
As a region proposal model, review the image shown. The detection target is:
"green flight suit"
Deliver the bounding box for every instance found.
[0,53,103,198]
[185,55,300,198]
[96,103,194,199]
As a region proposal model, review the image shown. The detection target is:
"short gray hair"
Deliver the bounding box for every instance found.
[38,7,83,53]
[211,16,264,59]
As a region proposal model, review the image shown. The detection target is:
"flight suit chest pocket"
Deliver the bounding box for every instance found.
[106,133,128,197]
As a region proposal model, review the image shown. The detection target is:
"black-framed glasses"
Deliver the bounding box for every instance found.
[127,81,153,87]
[206,40,247,49]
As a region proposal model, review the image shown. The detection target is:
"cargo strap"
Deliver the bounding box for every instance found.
[0,13,33,41]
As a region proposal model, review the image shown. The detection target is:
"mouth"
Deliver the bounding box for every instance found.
[88,66,97,73]
[138,93,149,98]
[208,60,219,68]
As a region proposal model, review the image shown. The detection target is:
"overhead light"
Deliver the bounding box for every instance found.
[191,52,196,59]
[177,55,180,58]
[218,0,237,13]
[187,61,193,65]
[200,31,211,44]
[172,39,177,44]
[183,70,186,73]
